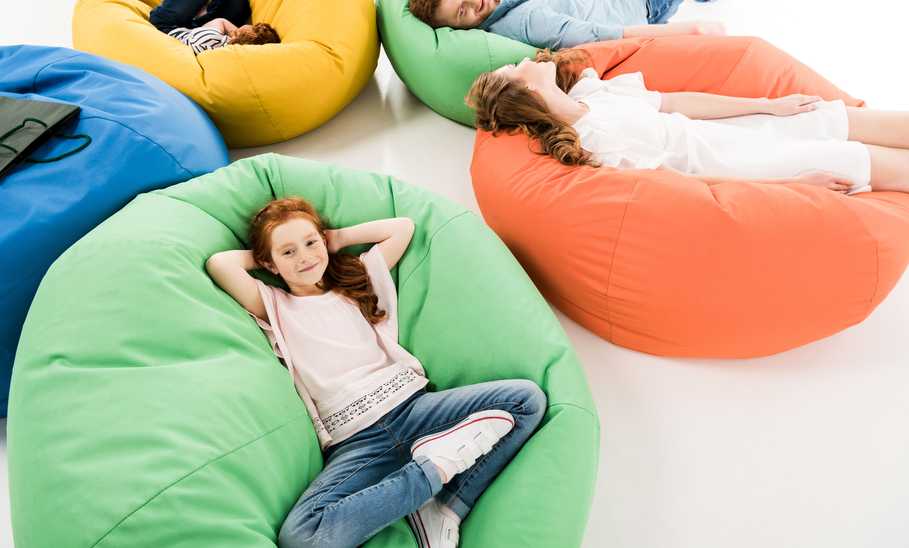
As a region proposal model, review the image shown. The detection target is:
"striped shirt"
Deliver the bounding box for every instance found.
[167,27,229,55]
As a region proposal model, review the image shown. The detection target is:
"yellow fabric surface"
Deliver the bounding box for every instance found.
[73,0,378,147]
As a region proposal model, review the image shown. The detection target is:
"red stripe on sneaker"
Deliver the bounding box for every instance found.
[411,416,515,453]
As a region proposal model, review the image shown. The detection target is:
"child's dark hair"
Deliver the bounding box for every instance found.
[249,197,387,325]
[408,0,442,25]
[230,23,280,46]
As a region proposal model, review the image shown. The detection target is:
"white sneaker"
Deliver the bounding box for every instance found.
[407,498,461,548]
[411,409,515,483]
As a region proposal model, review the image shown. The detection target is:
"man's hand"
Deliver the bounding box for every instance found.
[623,20,725,38]
[672,21,726,36]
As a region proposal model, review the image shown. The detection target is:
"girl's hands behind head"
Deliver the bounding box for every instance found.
[324,229,343,254]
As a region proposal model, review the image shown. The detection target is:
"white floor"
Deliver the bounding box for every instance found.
[3,1,909,547]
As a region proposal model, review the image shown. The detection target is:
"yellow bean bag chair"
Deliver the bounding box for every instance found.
[73,0,378,148]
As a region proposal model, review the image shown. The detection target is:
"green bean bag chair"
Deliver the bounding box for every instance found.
[378,0,534,126]
[8,154,599,548]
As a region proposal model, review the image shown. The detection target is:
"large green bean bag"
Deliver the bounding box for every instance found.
[378,0,534,126]
[8,154,599,548]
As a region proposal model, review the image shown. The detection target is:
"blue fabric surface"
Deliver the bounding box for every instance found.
[0,45,229,416]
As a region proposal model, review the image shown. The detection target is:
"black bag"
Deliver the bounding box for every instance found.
[0,95,92,180]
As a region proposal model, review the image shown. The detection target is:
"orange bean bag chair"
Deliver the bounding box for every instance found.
[471,35,909,358]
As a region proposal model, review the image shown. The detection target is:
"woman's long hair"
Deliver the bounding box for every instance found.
[249,197,387,325]
[466,48,599,167]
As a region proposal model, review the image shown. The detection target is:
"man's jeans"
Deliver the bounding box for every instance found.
[647,0,685,24]
[277,379,547,548]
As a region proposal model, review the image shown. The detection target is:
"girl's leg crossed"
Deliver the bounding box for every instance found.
[391,379,548,519]
[277,424,444,548]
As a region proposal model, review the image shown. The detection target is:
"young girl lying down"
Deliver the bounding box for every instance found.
[468,49,909,195]
[206,197,546,548]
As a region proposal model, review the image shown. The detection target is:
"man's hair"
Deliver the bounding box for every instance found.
[409,0,442,26]
[230,23,280,45]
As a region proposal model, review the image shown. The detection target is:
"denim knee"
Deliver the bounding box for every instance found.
[277,510,323,548]
[511,379,547,420]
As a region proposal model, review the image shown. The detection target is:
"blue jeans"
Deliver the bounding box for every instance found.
[647,0,685,24]
[277,379,547,548]
[149,0,250,33]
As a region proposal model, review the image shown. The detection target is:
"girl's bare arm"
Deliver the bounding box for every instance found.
[205,250,267,320]
[659,92,822,120]
[325,218,415,269]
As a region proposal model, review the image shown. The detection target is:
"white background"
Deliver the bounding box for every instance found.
[2,1,909,547]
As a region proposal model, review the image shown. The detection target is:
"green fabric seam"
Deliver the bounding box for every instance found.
[88,411,312,548]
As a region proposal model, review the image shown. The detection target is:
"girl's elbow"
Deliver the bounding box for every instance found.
[204,254,218,271]
[396,218,415,247]
[205,252,227,274]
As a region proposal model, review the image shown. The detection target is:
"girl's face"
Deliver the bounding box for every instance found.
[495,58,557,91]
[266,217,329,294]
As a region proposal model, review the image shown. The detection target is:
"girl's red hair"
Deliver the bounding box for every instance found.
[249,197,387,325]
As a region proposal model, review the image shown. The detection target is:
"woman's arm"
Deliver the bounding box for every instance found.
[205,250,267,320]
[623,21,725,38]
[660,92,822,120]
[325,218,415,270]
[695,170,854,193]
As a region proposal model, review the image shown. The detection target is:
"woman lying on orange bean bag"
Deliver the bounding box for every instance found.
[469,48,909,195]
[467,39,909,358]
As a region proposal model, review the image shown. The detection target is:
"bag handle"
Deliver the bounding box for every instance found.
[0,117,92,164]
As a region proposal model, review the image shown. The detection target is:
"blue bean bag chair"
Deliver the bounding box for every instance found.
[0,45,229,416]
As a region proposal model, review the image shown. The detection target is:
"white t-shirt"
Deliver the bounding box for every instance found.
[251,246,428,447]
[569,68,871,192]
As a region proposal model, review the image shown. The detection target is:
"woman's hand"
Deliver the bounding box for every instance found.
[674,21,726,36]
[764,94,822,116]
[794,170,854,193]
